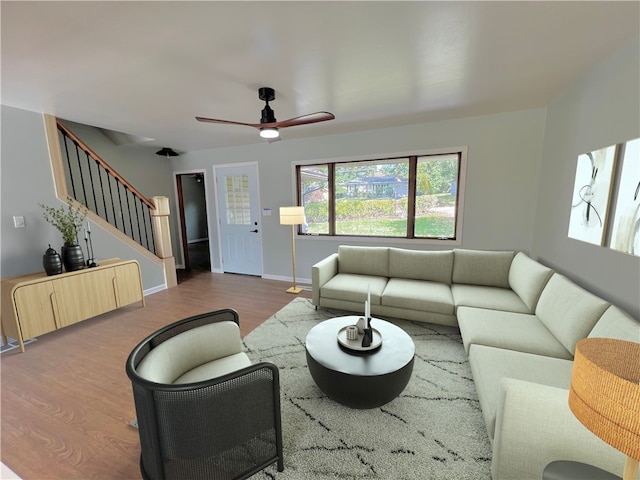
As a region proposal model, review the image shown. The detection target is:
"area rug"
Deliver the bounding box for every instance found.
[242,297,491,479]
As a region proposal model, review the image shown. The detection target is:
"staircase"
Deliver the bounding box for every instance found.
[43,115,177,288]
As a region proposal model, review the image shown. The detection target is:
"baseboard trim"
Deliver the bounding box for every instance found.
[144,284,167,296]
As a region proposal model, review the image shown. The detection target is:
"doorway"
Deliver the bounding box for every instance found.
[175,171,211,273]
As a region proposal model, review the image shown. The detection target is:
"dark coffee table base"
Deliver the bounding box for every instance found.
[307,350,414,408]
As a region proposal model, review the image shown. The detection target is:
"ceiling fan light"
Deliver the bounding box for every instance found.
[260,127,279,139]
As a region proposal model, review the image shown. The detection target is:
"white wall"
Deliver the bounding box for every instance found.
[533,36,640,318]
[171,107,546,281]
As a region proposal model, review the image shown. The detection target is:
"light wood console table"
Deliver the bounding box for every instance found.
[1,258,144,352]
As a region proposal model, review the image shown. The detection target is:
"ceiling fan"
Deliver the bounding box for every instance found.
[196,87,335,141]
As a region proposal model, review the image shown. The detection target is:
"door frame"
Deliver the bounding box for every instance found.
[172,168,212,270]
[212,161,264,276]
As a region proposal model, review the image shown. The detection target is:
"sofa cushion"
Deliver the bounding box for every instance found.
[320,273,388,305]
[338,245,389,277]
[588,305,640,342]
[452,249,514,288]
[535,274,610,355]
[382,278,454,315]
[469,344,574,440]
[137,321,243,384]
[451,284,530,313]
[508,252,554,312]
[388,248,453,284]
[457,307,573,359]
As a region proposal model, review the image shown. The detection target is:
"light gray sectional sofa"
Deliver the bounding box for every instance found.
[312,245,640,479]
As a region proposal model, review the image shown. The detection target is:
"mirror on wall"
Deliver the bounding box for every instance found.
[568,137,640,256]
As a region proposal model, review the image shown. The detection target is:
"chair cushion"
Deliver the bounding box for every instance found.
[388,248,453,284]
[320,273,388,304]
[136,321,243,384]
[508,252,554,312]
[338,245,389,277]
[452,249,514,288]
[382,278,454,315]
[174,352,252,384]
[451,284,530,313]
[535,274,610,355]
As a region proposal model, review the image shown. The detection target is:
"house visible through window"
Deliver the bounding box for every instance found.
[296,149,466,240]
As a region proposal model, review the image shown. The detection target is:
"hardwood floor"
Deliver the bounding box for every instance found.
[1,271,311,479]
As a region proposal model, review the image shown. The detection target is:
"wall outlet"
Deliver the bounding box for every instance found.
[13,216,25,228]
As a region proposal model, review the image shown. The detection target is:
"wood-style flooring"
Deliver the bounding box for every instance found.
[1,270,311,479]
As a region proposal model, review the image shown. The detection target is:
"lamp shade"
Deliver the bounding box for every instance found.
[568,338,640,461]
[280,206,305,225]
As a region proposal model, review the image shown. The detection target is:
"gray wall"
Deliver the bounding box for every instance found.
[0,107,166,292]
[533,36,640,318]
[171,107,546,280]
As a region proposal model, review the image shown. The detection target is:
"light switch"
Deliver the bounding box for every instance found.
[13,216,25,228]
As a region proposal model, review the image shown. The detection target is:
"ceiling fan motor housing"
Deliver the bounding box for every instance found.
[259,87,277,123]
[258,87,276,102]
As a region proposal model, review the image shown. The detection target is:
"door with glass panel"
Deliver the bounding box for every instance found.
[214,164,263,276]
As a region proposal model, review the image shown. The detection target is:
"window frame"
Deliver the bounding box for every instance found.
[293,147,468,245]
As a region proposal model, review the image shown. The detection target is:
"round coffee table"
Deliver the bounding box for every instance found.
[305,316,415,409]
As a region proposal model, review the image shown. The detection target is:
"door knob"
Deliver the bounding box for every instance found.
[250,229,258,233]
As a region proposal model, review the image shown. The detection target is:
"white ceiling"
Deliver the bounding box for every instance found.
[2,1,639,152]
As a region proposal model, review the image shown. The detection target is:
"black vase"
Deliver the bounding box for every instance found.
[61,242,85,272]
[43,245,63,276]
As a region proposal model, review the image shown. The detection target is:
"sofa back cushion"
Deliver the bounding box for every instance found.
[508,252,554,312]
[338,245,389,277]
[536,274,610,355]
[452,249,514,288]
[588,305,640,342]
[388,248,453,284]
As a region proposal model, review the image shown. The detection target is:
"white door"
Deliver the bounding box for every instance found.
[214,164,263,276]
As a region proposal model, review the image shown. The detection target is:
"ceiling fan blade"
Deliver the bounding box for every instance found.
[195,116,262,129]
[275,111,335,128]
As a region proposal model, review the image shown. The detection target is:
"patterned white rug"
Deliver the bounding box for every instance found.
[243,297,491,479]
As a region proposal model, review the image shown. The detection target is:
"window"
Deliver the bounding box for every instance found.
[225,175,251,225]
[296,149,466,240]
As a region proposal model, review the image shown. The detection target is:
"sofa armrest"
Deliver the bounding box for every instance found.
[312,253,338,306]
[491,378,625,480]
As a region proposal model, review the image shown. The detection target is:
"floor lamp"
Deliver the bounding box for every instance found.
[280,206,305,294]
[568,338,640,480]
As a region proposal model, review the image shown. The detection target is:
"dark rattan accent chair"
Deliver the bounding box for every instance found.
[126,309,284,480]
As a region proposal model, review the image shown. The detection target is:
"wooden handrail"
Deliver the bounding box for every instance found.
[56,120,156,210]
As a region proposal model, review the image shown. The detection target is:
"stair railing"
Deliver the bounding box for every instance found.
[56,121,157,255]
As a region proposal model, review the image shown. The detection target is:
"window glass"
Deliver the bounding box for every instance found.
[415,154,460,239]
[299,165,329,234]
[225,175,250,225]
[335,159,409,237]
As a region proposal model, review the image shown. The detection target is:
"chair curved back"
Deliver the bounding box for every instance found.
[126,309,284,480]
